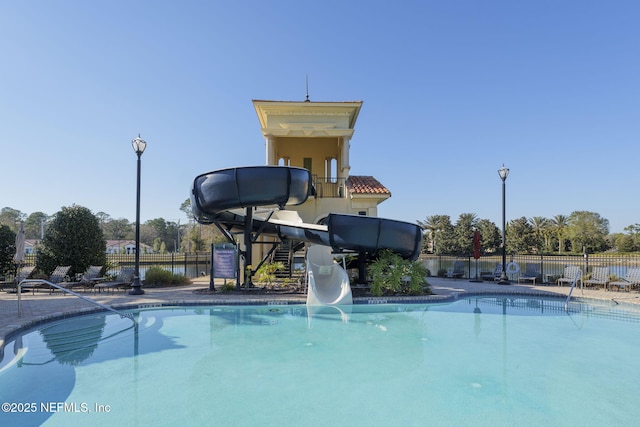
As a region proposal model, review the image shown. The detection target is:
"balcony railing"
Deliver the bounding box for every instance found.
[312,175,346,198]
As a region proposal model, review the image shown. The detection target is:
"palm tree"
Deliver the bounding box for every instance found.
[417,216,438,253]
[551,214,569,253]
[455,213,479,256]
[529,216,550,253]
[417,215,455,254]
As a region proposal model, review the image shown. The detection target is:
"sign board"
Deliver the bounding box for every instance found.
[213,244,237,279]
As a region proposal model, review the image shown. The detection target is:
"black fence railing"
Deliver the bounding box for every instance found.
[17,253,213,280]
[420,254,640,283]
[16,252,640,283]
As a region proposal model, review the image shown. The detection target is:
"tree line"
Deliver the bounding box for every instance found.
[4,203,640,271]
[418,211,640,256]
[1,202,231,276]
[0,200,226,256]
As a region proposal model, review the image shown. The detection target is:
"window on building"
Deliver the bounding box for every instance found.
[278,157,290,166]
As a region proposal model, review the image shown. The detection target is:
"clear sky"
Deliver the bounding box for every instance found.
[1,1,638,233]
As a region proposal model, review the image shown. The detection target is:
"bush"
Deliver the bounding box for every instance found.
[369,249,430,296]
[143,266,190,286]
[218,282,237,293]
[254,262,285,285]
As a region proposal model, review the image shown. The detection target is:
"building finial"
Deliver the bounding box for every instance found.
[305,74,310,102]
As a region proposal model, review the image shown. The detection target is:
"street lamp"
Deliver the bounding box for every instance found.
[129,134,147,295]
[498,165,510,285]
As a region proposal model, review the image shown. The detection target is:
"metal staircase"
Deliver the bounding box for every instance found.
[272,240,306,284]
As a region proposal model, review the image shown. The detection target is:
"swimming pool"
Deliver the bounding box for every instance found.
[1,296,640,426]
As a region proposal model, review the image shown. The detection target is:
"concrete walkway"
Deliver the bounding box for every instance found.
[2,276,639,349]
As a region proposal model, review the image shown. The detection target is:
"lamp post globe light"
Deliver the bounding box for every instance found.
[498,165,510,285]
[130,134,147,295]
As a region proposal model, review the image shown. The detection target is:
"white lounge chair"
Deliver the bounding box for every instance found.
[583,267,609,289]
[557,265,581,287]
[608,267,640,292]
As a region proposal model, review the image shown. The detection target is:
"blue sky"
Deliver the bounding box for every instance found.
[1,1,638,233]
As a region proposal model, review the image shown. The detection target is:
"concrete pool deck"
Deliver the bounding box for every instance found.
[2,276,639,348]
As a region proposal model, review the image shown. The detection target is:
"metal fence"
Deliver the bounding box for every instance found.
[420,253,640,283]
[19,252,212,280]
[17,252,640,283]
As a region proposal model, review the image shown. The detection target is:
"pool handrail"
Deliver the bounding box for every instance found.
[17,279,135,322]
[564,268,583,311]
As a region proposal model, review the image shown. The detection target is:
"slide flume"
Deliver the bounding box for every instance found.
[191,166,423,305]
[306,245,352,306]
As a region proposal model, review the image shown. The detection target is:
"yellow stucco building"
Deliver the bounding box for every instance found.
[253,99,391,223]
[242,99,395,282]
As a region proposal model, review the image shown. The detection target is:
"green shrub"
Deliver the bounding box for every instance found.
[143,266,190,286]
[218,282,237,293]
[255,262,285,285]
[369,249,430,296]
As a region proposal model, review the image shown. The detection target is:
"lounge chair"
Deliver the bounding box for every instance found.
[481,264,502,281]
[608,267,640,292]
[447,260,465,279]
[21,266,72,294]
[557,265,581,287]
[1,265,35,292]
[61,265,106,292]
[518,263,541,285]
[583,267,610,289]
[94,268,135,293]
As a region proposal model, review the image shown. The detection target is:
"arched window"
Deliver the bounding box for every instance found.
[278,157,290,166]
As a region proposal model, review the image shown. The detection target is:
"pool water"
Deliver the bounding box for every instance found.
[1,297,640,426]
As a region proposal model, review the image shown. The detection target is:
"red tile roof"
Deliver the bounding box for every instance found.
[346,176,391,195]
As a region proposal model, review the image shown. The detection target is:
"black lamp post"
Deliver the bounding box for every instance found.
[498,165,510,285]
[129,134,147,295]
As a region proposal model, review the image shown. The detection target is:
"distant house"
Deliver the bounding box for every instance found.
[17,239,153,256]
[106,240,154,255]
[24,239,38,255]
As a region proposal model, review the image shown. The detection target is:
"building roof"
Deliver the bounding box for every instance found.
[106,240,152,249]
[252,99,363,135]
[346,176,391,195]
